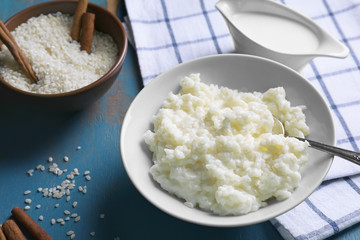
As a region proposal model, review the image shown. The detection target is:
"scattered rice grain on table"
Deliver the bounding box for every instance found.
[74,216,80,222]
[19,146,101,238]
[24,190,31,195]
[27,169,34,176]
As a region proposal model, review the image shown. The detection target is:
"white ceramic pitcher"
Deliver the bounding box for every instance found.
[216,0,349,71]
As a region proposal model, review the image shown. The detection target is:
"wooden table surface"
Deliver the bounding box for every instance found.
[0,1,359,239]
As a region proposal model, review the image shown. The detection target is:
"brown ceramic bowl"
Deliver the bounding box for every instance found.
[0,0,128,111]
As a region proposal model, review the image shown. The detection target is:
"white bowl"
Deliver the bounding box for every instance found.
[120,54,334,227]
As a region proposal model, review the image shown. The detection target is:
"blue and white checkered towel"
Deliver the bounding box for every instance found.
[124,0,360,239]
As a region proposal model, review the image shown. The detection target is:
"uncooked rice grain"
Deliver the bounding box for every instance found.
[24,190,31,195]
[74,216,80,222]
[36,164,43,170]
[27,169,34,176]
[73,168,79,176]
[0,12,118,94]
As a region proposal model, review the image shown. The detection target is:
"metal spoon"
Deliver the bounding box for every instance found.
[273,117,360,165]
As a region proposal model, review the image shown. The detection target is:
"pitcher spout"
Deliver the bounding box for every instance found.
[313,34,349,58]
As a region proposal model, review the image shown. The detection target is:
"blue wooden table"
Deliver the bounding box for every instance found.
[0,1,359,239]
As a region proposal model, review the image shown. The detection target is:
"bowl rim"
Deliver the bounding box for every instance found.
[0,0,128,98]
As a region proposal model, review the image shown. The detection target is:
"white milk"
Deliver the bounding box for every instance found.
[232,12,319,54]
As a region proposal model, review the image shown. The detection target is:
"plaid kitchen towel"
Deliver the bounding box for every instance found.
[124,0,360,239]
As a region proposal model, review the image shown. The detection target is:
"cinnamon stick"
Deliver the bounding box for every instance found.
[107,0,120,15]
[11,207,53,240]
[80,12,95,53]
[70,0,89,41]
[0,226,7,240]
[2,220,26,240]
[0,20,38,84]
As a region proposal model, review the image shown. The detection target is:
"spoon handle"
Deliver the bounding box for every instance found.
[296,137,360,165]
